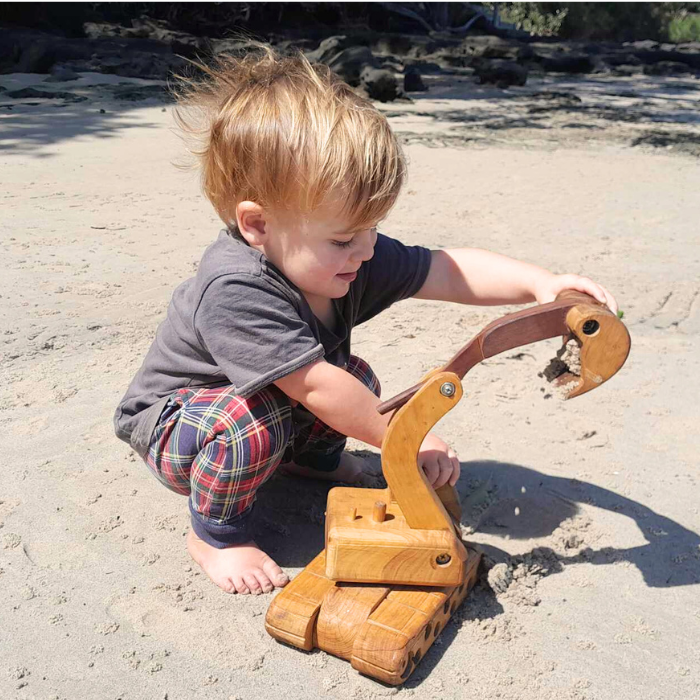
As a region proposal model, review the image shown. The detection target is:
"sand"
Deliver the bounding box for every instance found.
[1,69,699,700]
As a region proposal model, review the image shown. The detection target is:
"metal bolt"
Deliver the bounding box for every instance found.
[440,382,456,397]
[436,553,451,565]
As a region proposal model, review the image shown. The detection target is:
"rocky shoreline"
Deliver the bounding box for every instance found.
[2,16,700,101]
[2,16,700,159]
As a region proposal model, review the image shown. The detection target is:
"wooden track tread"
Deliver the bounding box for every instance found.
[266,546,482,685]
[264,551,335,650]
[351,548,480,684]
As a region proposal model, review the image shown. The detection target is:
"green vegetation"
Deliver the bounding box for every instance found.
[485,2,569,37]
[6,2,700,44]
[668,11,700,42]
[486,2,700,42]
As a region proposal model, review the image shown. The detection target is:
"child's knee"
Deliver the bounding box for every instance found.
[145,383,294,504]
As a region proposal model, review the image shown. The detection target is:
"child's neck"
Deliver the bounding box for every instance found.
[304,293,336,332]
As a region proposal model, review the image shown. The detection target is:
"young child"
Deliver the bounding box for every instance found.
[114,44,617,596]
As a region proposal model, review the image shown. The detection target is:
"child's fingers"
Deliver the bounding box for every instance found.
[448,450,461,486]
[421,459,440,486]
[597,284,618,315]
[432,454,454,489]
[566,275,618,313]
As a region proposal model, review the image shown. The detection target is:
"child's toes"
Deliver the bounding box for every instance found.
[254,570,275,593]
[243,572,263,595]
[262,558,289,588]
[216,577,237,595]
[231,576,251,594]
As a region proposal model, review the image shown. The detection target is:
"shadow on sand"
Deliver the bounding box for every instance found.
[256,454,700,686]
[2,71,699,158]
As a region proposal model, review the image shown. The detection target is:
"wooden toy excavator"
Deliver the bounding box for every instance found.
[266,291,631,685]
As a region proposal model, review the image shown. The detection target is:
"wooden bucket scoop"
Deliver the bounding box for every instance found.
[266,291,630,685]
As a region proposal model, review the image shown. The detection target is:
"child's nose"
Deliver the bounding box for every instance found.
[353,228,376,262]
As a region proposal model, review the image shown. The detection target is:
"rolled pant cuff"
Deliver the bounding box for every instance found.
[189,501,256,548]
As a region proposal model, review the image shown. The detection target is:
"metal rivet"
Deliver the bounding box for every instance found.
[440,382,456,397]
[436,553,451,565]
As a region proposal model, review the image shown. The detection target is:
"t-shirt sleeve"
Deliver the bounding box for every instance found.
[194,274,324,397]
[354,233,432,326]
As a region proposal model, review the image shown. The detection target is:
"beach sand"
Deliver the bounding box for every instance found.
[1,70,699,699]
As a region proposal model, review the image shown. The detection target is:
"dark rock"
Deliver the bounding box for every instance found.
[83,21,124,40]
[112,84,171,101]
[532,91,582,104]
[623,40,659,51]
[84,16,207,58]
[305,35,357,64]
[373,34,421,57]
[402,58,443,74]
[435,53,470,69]
[463,35,531,62]
[210,38,270,58]
[273,38,317,54]
[372,33,463,59]
[516,45,536,62]
[542,53,595,74]
[99,53,187,81]
[601,53,643,67]
[611,65,643,77]
[403,66,427,92]
[526,91,582,114]
[44,65,80,82]
[325,46,379,86]
[0,27,177,80]
[0,36,56,74]
[378,56,405,73]
[475,59,528,88]
[629,48,700,70]
[406,41,442,60]
[643,61,693,76]
[305,36,382,87]
[6,87,87,102]
[360,66,399,102]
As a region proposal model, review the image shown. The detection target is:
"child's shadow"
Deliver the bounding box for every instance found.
[255,449,385,565]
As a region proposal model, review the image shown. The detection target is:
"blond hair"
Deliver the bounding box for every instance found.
[173,43,406,230]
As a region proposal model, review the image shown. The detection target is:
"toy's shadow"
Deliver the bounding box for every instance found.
[258,454,700,589]
[257,454,699,686]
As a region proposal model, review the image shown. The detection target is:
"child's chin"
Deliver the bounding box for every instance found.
[328,282,351,298]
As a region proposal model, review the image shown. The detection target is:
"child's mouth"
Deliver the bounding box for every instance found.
[336,271,357,282]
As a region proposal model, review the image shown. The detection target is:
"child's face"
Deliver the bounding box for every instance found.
[263,193,379,303]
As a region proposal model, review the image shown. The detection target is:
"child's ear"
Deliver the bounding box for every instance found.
[236,201,267,245]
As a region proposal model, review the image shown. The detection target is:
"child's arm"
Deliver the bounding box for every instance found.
[413,249,618,313]
[275,360,390,448]
[274,361,460,488]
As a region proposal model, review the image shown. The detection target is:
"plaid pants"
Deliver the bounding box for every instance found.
[145,355,380,547]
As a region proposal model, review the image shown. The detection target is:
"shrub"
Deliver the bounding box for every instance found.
[667,12,700,42]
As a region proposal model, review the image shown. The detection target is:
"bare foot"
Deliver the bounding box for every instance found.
[279,451,377,485]
[186,530,289,595]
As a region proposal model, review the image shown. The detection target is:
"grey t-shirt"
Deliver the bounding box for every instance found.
[114,229,432,456]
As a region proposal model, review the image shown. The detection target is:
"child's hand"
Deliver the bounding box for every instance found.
[534,273,618,315]
[418,432,460,488]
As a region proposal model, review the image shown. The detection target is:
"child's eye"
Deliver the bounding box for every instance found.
[332,239,354,249]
